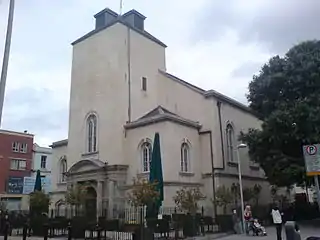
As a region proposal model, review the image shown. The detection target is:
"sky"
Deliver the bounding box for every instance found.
[0,0,319,147]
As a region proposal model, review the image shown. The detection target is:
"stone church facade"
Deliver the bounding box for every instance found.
[50,7,270,217]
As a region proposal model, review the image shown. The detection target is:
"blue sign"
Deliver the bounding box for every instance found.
[7,176,24,194]
[23,176,51,194]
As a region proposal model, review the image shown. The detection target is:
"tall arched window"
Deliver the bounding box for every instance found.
[141,142,152,172]
[59,157,67,182]
[87,114,97,153]
[226,124,235,162]
[180,142,190,172]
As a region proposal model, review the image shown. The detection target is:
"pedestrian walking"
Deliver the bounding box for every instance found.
[271,205,283,240]
[244,205,252,235]
[232,209,241,234]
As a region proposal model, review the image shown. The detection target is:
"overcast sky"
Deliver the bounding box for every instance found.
[0,0,319,146]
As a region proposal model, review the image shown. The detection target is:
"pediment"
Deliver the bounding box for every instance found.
[68,159,106,174]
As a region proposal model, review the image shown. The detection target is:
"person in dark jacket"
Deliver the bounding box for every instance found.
[232,209,241,234]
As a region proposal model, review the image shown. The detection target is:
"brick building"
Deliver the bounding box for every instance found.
[0,129,34,210]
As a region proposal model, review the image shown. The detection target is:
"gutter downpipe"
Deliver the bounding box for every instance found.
[199,130,217,217]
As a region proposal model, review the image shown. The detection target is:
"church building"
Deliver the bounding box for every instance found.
[50,7,270,217]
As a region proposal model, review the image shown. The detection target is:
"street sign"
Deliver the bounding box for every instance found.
[302,144,320,176]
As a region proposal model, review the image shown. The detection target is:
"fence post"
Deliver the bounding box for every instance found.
[43,223,48,240]
[22,223,27,240]
[3,219,9,240]
[67,221,72,240]
[96,223,101,240]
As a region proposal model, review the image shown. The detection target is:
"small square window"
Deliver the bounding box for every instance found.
[12,142,19,152]
[142,77,147,91]
[20,143,27,153]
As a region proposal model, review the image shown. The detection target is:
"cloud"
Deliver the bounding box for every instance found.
[231,62,263,79]
[196,0,320,53]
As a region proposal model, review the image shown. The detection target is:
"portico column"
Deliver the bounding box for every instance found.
[97,181,103,217]
[108,180,114,218]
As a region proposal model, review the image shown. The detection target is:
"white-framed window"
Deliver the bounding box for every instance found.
[226,124,235,162]
[141,142,152,172]
[10,159,27,170]
[40,155,47,169]
[180,142,190,172]
[59,157,67,183]
[87,114,97,153]
[20,143,27,153]
[12,142,19,152]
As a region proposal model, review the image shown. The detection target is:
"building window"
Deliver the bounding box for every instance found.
[142,77,147,91]
[180,142,190,172]
[141,142,152,172]
[20,143,27,153]
[12,142,19,152]
[59,157,67,183]
[10,159,26,170]
[40,155,47,169]
[226,124,235,162]
[87,114,97,153]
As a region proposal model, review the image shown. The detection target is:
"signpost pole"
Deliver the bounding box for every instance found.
[314,175,320,211]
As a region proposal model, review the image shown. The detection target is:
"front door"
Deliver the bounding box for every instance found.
[85,187,97,221]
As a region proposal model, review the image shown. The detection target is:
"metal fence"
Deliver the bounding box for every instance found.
[1,206,220,240]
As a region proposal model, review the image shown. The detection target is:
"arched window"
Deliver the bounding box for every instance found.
[59,157,67,182]
[87,114,97,153]
[180,142,190,172]
[141,142,152,172]
[226,124,235,162]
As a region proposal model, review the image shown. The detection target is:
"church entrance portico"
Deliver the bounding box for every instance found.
[65,159,128,218]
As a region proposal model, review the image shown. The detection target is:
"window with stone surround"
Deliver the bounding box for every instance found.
[87,114,97,153]
[226,123,235,162]
[141,141,152,172]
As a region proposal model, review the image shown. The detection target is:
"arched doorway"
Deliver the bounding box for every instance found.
[85,187,97,220]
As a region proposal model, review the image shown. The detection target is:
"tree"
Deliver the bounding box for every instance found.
[231,183,240,207]
[65,183,89,213]
[213,186,233,214]
[240,40,320,187]
[29,191,50,215]
[127,178,159,207]
[173,187,205,214]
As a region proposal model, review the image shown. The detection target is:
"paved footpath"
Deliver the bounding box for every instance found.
[0,226,319,240]
[213,226,319,240]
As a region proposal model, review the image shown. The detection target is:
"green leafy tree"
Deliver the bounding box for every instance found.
[29,191,50,215]
[213,186,233,214]
[173,187,205,215]
[127,178,159,207]
[240,40,320,187]
[65,183,89,214]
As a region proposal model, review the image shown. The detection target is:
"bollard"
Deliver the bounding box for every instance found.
[284,221,301,240]
[22,223,28,240]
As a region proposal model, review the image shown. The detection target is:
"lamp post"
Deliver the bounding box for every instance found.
[236,143,247,233]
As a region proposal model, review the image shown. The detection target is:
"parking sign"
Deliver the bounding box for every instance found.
[302,144,320,176]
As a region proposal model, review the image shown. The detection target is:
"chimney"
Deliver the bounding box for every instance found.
[122,10,146,31]
[94,8,119,30]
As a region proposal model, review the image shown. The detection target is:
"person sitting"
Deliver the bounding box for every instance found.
[253,219,267,236]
